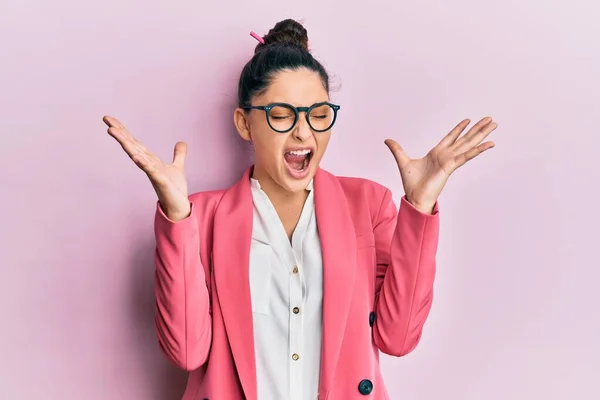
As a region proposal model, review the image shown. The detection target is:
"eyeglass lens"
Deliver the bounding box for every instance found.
[268,104,335,132]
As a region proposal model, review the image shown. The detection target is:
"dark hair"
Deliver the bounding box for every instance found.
[237,19,330,108]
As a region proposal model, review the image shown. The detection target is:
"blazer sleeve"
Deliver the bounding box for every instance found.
[371,189,440,356]
[153,201,212,371]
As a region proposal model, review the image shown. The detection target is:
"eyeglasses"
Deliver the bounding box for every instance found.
[242,101,340,134]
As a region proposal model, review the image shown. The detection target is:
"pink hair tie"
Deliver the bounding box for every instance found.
[250,31,265,44]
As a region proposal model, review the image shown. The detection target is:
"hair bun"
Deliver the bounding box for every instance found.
[260,19,309,52]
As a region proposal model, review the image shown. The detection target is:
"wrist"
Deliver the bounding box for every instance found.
[406,196,435,215]
[162,203,191,222]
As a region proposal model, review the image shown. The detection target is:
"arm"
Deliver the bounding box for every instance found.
[372,189,440,356]
[153,201,212,371]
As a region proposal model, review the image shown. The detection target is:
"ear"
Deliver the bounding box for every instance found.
[233,108,252,141]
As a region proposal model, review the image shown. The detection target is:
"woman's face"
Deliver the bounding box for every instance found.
[234,68,332,194]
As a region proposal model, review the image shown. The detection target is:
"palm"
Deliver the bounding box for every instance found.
[397,154,449,208]
[102,116,190,216]
[151,162,188,205]
[385,117,498,212]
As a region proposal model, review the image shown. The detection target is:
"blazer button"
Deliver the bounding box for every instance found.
[369,311,376,327]
[358,379,373,395]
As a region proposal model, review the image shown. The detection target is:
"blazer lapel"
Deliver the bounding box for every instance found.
[314,168,357,399]
[212,166,257,400]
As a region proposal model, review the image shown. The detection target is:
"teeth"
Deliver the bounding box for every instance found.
[287,149,312,156]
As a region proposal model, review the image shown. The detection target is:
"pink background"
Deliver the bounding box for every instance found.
[1,0,599,399]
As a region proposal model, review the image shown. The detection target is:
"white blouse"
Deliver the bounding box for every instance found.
[249,177,324,400]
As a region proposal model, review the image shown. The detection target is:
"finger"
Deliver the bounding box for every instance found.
[107,126,138,154]
[172,141,187,168]
[106,124,147,157]
[438,118,471,147]
[456,120,498,153]
[454,117,493,144]
[464,117,493,138]
[109,127,142,160]
[384,139,410,169]
[453,141,495,169]
[130,145,158,175]
[103,115,124,129]
[105,121,137,148]
[104,117,171,173]
[107,126,163,175]
[128,142,167,180]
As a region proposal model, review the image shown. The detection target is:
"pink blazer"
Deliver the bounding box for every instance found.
[153,166,440,400]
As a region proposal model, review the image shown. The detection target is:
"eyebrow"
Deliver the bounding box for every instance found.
[261,100,330,106]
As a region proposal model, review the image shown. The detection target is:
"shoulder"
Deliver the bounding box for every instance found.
[336,175,390,200]
[188,188,227,216]
[328,172,395,219]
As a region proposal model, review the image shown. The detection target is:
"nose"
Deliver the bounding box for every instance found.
[292,114,312,142]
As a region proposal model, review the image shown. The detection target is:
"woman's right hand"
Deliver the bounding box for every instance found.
[103,116,191,221]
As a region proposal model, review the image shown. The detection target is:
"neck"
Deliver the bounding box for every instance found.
[251,166,309,209]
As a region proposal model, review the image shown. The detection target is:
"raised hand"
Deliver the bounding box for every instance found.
[385,117,498,214]
[103,116,191,221]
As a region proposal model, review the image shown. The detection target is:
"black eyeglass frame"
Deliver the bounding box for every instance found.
[242,101,341,133]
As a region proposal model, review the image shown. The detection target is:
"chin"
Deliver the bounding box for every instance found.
[272,169,311,193]
[257,149,319,193]
[276,161,317,191]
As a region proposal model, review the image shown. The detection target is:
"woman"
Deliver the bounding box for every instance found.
[103,18,497,400]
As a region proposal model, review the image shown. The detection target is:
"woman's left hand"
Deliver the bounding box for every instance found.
[385,117,498,214]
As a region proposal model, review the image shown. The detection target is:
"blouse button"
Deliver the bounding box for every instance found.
[293,307,300,314]
[358,379,373,395]
[292,266,299,274]
[292,353,299,361]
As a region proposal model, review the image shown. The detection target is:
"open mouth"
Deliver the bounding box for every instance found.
[283,148,313,178]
